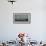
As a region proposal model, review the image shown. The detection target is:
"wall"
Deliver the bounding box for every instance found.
[0,0,46,41]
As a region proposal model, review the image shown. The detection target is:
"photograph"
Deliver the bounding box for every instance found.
[0,0,46,46]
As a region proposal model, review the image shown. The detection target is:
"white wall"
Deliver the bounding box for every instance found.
[0,0,46,41]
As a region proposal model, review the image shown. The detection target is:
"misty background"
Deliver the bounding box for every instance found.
[0,0,46,42]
